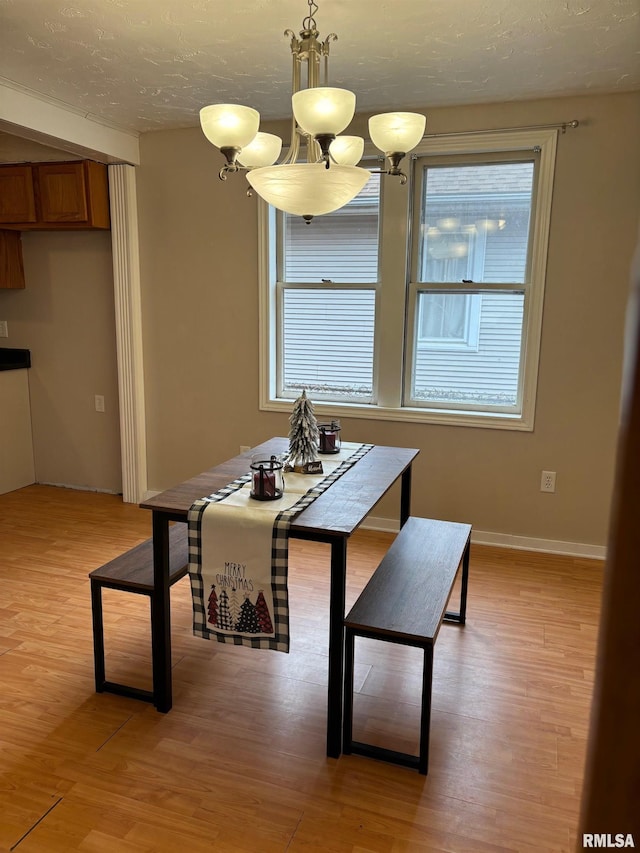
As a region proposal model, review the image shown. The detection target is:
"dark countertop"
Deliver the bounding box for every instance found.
[0,347,31,370]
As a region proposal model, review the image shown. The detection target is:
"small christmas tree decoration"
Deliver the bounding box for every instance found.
[287,390,323,474]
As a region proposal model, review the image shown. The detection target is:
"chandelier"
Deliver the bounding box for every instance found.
[199,0,426,221]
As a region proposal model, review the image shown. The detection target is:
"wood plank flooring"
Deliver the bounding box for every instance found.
[0,485,603,852]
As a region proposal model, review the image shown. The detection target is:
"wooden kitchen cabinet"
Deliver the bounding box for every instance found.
[0,230,26,289]
[0,165,37,225]
[0,160,110,230]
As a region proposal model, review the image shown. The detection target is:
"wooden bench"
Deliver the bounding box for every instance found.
[89,523,189,704]
[343,516,471,774]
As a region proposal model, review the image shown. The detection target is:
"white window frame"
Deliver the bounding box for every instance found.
[258,128,558,431]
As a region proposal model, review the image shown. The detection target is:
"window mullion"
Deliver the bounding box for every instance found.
[376,175,412,408]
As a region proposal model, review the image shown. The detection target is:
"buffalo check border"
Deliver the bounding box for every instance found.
[188,443,373,652]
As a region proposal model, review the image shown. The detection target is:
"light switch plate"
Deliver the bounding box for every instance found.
[0,321,8,338]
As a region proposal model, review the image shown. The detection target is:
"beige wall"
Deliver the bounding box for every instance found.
[2,91,635,546]
[134,90,638,548]
[0,231,122,492]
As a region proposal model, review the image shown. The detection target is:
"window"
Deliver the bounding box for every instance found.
[259,129,558,429]
[275,173,380,403]
[407,159,534,412]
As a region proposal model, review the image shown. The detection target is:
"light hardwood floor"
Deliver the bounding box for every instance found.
[0,485,603,852]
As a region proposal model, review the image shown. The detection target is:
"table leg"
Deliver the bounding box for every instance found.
[400,464,412,528]
[151,512,173,712]
[458,539,470,625]
[327,536,347,758]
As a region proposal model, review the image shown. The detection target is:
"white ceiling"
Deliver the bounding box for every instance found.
[0,0,639,136]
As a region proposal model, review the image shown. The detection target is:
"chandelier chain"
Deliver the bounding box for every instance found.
[303,0,319,31]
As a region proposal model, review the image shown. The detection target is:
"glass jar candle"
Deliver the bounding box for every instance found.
[318,421,341,454]
[250,455,285,500]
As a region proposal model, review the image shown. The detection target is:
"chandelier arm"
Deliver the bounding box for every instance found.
[280,44,304,166]
[322,33,337,85]
[307,135,322,164]
[282,128,303,166]
[308,41,320,89]
[369,167,409,184]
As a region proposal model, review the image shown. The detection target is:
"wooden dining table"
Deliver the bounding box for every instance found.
[140,437,419,758]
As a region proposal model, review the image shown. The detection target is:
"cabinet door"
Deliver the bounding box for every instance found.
[0,230,26,289]
[0,166,37,224]
[36,162,89,223]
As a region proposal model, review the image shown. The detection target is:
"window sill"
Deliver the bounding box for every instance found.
[260,397,533,431]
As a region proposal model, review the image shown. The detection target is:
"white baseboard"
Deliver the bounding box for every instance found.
[363,516,607,560]
[38,481,121,496]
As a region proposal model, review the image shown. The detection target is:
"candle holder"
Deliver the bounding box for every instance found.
[318,421,341,454]
[250,455,285,500]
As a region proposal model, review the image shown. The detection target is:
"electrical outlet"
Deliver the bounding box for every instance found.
[95,395,105,413]
[540,470,556,493]
[0,320,8,337]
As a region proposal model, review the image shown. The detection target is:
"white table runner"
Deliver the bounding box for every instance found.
[188,442,372,652]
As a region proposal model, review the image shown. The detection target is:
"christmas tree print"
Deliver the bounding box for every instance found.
[236,594,261,634]
[255,590,274,634]
[207,584,219,627]
[217,588,235,630]
[288,389,320,467]
[229,587,240,628]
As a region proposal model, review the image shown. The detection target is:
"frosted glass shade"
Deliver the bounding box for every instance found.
[292,87,356,136]
[368,112,426,153]
[199,104,260,149]
[237,132,283,168]
[329,135,364,166]
[246,163,370,216]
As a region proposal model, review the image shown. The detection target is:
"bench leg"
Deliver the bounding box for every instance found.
[342,628,355,754]
[445,539,470,626]
[151,513,173,713]
[90,581,156,704]
[90,580,106,692]
[419,645,434,775]
[400,465,412,527]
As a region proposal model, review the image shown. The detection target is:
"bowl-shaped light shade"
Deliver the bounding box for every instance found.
[292,88,356,136]
[368,112,426,154]
[329,135,364,166]
[237,132,283,168]
[246,163,370,217]
[199,104,260,149]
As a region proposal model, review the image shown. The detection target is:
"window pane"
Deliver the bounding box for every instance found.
[418,163,534,283]
[411,291,525,407]
[282,289,375,399]
[283,173,380,284]
[419,293,478,344]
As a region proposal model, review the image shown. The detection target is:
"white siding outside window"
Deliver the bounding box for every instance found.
[280,288,376,401]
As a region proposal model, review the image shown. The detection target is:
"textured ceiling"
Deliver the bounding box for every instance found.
[0,0,639,134]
